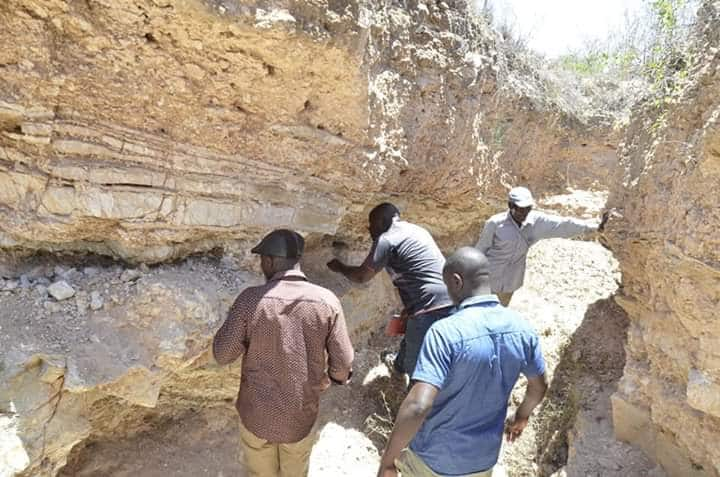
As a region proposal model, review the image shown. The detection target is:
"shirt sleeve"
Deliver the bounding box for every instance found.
[212,291,251,365]
[411,326,453,389]
[362,236,391,271]
[521,333,545,378]
[326,303,354,380]
[475,219,497,254]
[532,212,598,240]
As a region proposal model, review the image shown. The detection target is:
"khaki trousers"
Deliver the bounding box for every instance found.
[239,419,315,477]
[397,448,493,477]
[495,292,514,307]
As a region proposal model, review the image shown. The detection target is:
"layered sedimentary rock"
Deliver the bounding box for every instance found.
[0,0,615,263]
[0,0,623,476]
[607,2,720,475]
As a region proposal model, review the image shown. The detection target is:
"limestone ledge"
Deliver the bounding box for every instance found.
[0,103,348,262]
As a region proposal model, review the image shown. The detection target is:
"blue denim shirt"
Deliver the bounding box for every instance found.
[410,295,545,475]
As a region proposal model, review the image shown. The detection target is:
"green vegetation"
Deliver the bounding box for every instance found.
[551,0,698,134]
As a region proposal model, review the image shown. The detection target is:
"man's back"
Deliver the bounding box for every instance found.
[368,220,450,314]
[213,270,354,443]
[410,295,545,474]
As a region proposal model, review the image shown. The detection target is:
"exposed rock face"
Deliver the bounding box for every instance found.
[607,2,720,475]
[0,0,615,263]
[0,0,626,476]
[0,254,398,476]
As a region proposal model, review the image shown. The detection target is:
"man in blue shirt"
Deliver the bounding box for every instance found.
[378,247,547,477]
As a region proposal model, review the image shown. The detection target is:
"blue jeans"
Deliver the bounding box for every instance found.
[395,307,453,375]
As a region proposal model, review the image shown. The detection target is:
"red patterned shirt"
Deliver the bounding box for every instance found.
[213,269,354,443]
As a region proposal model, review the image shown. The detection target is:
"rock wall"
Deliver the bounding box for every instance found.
[0,0,615,263]
[0,253,399,477]
[607,2,720,475]
[0,0,624,476]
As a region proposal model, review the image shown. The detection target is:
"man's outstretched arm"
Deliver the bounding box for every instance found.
[326,259,378,283]
[327,238,389,283]
[533,212,600,240]
[377,382,439,477]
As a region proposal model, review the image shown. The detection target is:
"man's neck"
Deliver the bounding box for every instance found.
[267,265,302,281]
[458,288,492,303]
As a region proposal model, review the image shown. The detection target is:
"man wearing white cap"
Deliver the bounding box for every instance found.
[475,187,608,306]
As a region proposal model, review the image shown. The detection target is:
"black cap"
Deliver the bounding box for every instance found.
[251,229,304,258]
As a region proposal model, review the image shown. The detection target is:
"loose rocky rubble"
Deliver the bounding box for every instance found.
[0,244,400,477]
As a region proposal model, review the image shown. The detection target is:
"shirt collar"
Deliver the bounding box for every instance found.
[458,294,500,309]
[269,269,308,282]
[506,210,535,229]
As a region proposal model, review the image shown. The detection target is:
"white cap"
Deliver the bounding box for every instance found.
[508,187,534,207]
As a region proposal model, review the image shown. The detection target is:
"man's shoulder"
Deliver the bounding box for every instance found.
[296,280,343,310]
[425,309,468,343]
[392,220,432,236]
[487,212,509,224]
[391,221,440,247]
[238,279,341,311]
[441,304,537,339]
[234,282,268,301]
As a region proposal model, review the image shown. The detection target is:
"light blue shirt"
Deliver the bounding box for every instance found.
[410,295,545,475]
[476,211,597,293]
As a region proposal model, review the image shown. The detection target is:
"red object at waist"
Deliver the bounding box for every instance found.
[385,304,453,336]
[385,315,407,336]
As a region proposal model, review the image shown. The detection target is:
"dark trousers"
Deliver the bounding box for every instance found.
[395,306,453,375]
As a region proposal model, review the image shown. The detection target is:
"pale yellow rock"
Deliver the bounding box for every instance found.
[687,369,720,418]
[99,367,163,408]
[0,0,616,263]
[611,394,655,459]
[40,186,78,215]
[0,171,45,207]
[607,3,720,475]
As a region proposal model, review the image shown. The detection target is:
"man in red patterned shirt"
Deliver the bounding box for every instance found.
[213,229,354,477]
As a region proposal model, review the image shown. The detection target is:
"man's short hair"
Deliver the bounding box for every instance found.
[251,229,304,258]
[369,202,400,222]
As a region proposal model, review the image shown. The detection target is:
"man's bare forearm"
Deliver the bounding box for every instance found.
[516,374,547,419]
[380,399,431,469]
[332,261,375,283]
[378,383,438,476]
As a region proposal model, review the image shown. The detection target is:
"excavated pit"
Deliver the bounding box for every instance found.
[3,0,719,475]
[1,191,661,477]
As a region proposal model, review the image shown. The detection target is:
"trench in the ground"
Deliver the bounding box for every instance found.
[51,228,642,477]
